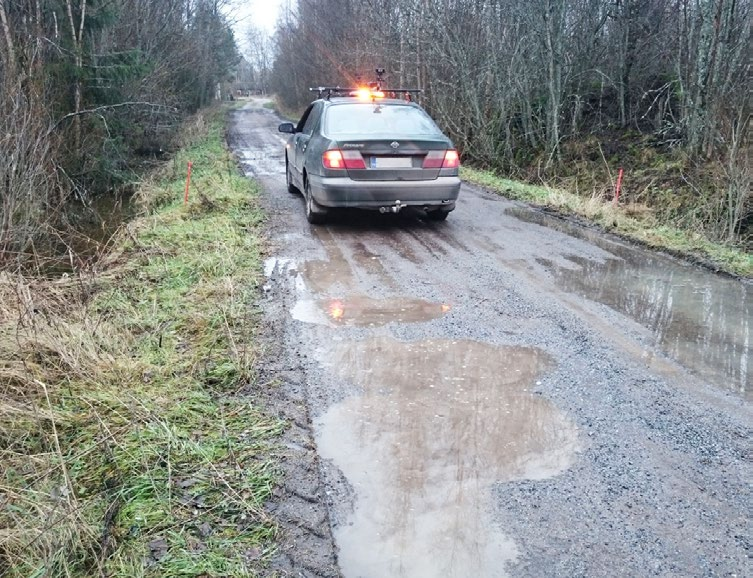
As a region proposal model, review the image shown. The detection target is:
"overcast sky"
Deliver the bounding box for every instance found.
[226,0,287,58]
[229,0,285,34]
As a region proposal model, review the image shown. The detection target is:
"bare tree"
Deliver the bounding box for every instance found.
[268,0,750,243]
[245,24,273,93]
[0,0,243,268]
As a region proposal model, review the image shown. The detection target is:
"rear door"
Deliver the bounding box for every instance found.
[292,102,324,181]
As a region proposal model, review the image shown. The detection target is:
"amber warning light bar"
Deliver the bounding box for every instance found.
[310,86,421,101]
[310,68,420,101]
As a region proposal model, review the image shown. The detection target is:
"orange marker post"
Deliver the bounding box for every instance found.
[184,161,193,205]
[613,167,624,206]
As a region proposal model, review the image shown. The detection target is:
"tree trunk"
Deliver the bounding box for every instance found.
[65,0,88,153]
[0,0,16,77]
[686,0,716,156]
[543,0,563,166]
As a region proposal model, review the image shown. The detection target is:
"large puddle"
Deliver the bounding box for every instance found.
[317,337,580,577]
[509,208,751,398]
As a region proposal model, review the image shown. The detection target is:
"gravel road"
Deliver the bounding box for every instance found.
[227,99,751,578]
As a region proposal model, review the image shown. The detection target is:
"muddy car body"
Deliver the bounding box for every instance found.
[279,94,461,223]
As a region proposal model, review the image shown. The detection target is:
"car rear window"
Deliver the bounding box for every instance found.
[323,103,443,137]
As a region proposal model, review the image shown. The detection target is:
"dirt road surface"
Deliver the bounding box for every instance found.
[227,99,751,577]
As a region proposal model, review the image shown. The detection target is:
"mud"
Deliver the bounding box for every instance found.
[228,100,752,577]
[317,338,579,577]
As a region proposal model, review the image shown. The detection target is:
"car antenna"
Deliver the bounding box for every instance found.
[371,67,422,101]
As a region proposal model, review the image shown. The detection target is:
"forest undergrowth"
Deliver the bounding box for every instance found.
[0,106,283,577]
[461,130,752,277]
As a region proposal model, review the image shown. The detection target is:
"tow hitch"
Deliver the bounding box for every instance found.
[379,200,404,214]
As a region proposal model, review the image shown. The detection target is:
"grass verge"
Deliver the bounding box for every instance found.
[0,106,284,576]
[461,166,752,278]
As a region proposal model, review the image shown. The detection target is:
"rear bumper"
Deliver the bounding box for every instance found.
[309,174,461,209]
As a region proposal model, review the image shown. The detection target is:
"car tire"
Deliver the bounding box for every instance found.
[427,210,450,221]
[304,179,327,224]
[286,160,299,194]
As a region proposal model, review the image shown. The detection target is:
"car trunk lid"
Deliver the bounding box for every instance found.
[336,139,447,181]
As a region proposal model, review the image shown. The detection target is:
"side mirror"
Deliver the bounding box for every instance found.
[278,122,296,134]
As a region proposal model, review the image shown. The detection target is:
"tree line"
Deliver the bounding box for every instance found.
[1,0,749,260]
[0,0,239,268]
[269,0,751,245]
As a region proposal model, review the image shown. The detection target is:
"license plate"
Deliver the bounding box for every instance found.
[371,156,413,169]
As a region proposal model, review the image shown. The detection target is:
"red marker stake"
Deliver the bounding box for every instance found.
[184,161,193,205]
[613,167,624,206]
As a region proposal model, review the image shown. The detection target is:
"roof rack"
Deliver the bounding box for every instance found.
[309,68,421,102]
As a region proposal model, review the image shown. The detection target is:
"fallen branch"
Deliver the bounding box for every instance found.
[49,102,178,134]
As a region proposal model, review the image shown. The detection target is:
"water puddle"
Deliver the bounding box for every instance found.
[304,227,399,292]
[39,190,135,275]
[263,257,295,278]
[317,337,580,577]
[301,256,354,294]
[286,227,450,326]
[292,295,450,327]
[508,207,751,397]
[237,142,285,177]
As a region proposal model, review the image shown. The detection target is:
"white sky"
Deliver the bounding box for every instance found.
[225,0,287,58]
[228,0,285,34]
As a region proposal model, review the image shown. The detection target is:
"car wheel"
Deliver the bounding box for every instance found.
[286,160,299,194]
[427,209,450,221]
[304,179,327,224]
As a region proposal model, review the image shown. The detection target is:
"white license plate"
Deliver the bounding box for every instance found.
[371,156,413,169]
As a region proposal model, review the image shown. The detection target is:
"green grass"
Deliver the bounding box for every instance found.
[461,166,752,277]
[0,106,284,576]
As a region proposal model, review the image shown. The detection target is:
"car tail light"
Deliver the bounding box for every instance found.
[422,149,460,169]
[322,149,366,170]
[442,149,460,168]
[323,150,344,169]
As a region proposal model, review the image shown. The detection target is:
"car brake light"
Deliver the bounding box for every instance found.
[322,149,366,170]
[323,150,344,169]
[442,149,459,169]
[422,149,460,169]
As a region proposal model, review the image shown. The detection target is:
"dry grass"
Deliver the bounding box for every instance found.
[0,107,284,577]
[461,166,752,277]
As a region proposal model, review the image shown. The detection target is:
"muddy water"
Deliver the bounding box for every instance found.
[304,227,399,293]
[42,191,134,274]
[289,226,452,327]
[509,208,751,397]
[237,143,286,177]
[292,295,450,327]
[317,337,580,577]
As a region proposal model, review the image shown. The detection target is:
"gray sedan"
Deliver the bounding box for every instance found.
[279,95,461,224]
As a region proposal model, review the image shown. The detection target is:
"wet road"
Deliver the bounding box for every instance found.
[228,100,752,577]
